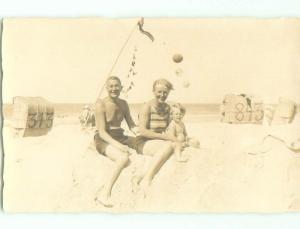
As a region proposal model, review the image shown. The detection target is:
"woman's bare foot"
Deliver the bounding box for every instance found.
[131,175,143,193]
[139,179,151,198]
[95,186,113,208]
[131,175,150,198]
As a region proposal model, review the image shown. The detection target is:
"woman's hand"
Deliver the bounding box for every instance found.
[163,132,178,142]
[117,144,131,154]
[130,126,140,136]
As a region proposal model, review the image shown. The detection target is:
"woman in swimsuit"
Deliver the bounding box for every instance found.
[135,78,177,195]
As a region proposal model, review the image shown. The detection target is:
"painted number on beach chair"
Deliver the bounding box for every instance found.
[235,103,245,121]
[253,104,264,121]
[45,113,54,128]
[234,103,263,122]
[27,112,54,129]
[27,113,37,128]
[36,113,44,128]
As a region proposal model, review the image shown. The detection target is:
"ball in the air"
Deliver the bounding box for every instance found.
[182,80,190,88]
[188,138,200,149]
[173,54,183,63]
[175,68,183,77]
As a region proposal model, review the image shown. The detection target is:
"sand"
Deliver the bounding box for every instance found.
[2,115,300,213]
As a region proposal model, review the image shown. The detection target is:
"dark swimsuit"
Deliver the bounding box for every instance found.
[94,99,138,155]
[94,128,137,155]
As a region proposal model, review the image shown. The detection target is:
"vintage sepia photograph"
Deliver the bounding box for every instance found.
[2,18,300,213]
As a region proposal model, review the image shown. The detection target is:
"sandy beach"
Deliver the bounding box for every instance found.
[2,18,300,213]
[2,110,300,213]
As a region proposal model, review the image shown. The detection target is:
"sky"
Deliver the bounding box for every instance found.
[2,18,300,104]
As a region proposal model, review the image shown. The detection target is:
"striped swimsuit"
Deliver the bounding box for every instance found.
[148,103,170,133]
[135,102,170,153]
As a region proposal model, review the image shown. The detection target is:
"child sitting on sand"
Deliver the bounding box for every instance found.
[166,103,200,162]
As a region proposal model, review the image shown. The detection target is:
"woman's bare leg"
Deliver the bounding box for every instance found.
[96,145,129,207]
[139,140,174,194]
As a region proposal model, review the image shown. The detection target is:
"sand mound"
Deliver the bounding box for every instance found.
[3,118,300,212]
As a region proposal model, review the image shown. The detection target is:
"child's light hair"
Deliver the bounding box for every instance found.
[171,103,186,115]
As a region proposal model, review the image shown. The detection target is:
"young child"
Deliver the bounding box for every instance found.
[166,103,200,162]
[166,103,188,162]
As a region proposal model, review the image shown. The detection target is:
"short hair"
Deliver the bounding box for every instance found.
[106,76,122,85]
[171,103,186,115]
[153,78,174,91]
